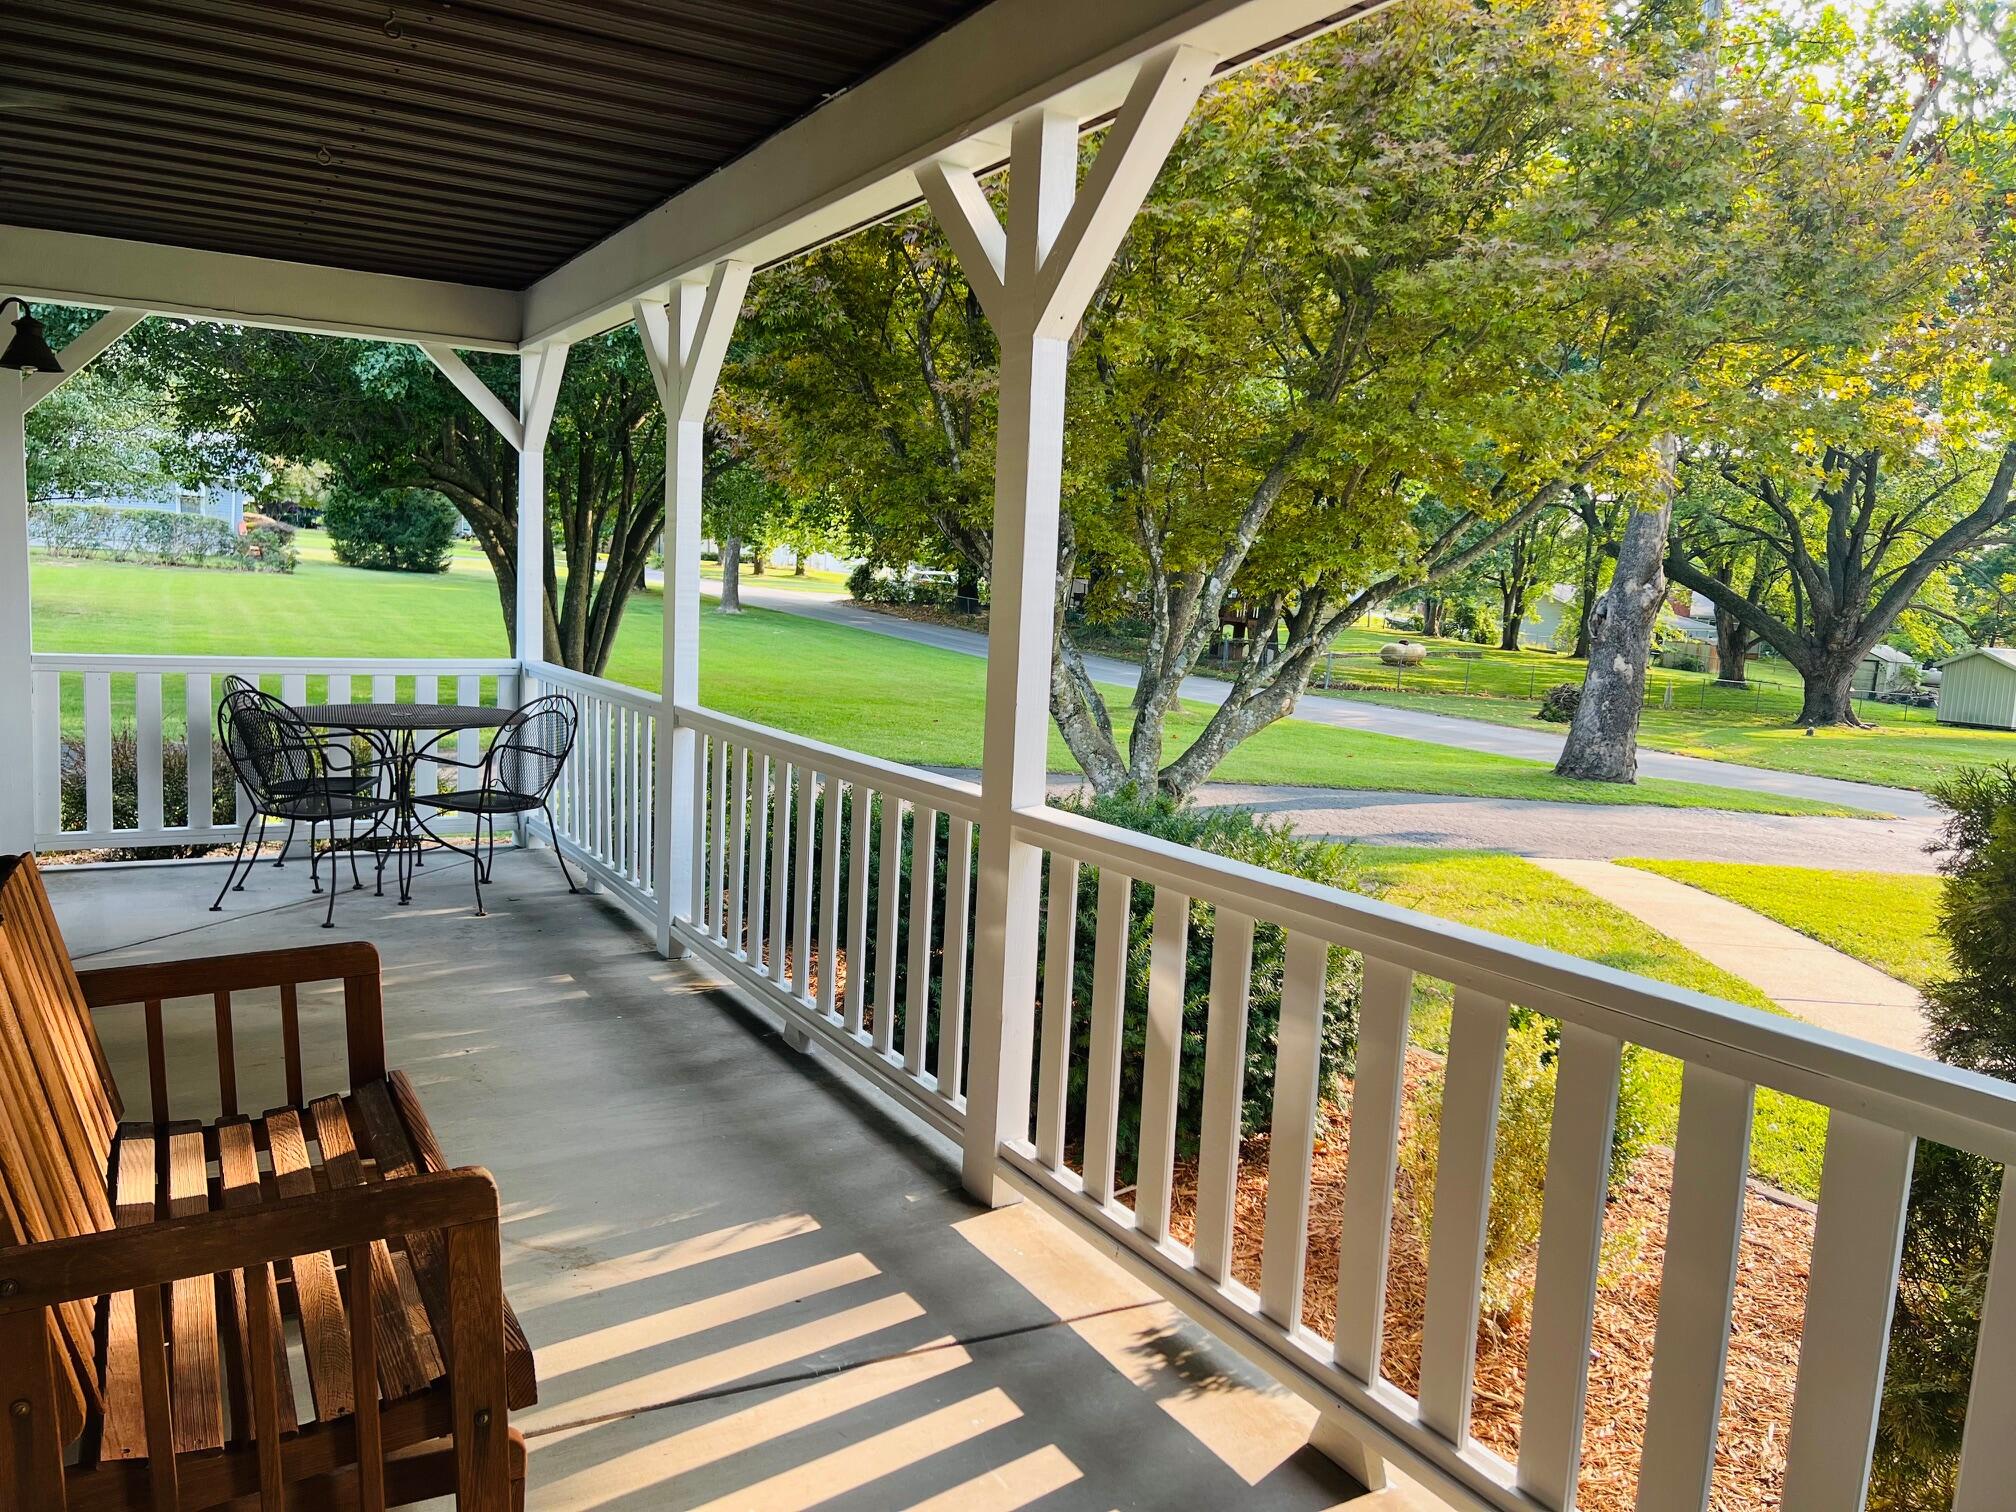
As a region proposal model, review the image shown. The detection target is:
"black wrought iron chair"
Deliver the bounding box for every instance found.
[213,686,396,927]
[220,676,383,873]
[414,693,580,916]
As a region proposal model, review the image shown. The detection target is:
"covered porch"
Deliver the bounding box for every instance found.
[7,1,2016,1509]
[42,852,1374,1510]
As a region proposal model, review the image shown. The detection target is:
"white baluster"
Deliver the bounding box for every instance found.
[185,673,213,830]
[135,673,164,835]
[873,795,903,1056]
[1259,931,1329,1328]
[792,771,817,1001]
[816,775,844,1019]
[1082,868,1132,1205]
[939,817,974,1104]
[844,784,872,1035]
[84,672,112,838]
[1134,886,1189,1244]
[1193,909,1254,1285]
[904,806,939,1078]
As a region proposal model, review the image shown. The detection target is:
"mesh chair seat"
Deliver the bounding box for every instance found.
[421,788,544,815]
[267,790,396,822]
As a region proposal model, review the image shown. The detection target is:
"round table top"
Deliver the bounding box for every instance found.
[299,702,513,732]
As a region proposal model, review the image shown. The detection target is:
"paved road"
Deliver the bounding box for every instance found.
[700,579,1932,819]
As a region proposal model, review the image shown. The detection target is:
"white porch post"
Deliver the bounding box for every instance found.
[637,263,750,957]
[920,45,1215,1205]
[0,367,31,855]
[0,306,144,856]
[514,344,569,666]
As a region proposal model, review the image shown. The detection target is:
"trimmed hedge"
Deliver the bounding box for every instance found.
[29,501,296,572]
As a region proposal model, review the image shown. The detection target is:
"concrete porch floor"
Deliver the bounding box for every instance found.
[43,848,1399,1511]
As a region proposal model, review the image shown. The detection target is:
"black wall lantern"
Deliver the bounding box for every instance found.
[0,299,62,374]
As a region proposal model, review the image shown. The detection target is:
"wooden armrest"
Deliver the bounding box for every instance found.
[77,942,387,1088]
[76,943,381,1007]
[0,1168,497,1314]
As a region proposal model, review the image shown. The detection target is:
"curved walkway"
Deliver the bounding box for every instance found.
[1532,859,1930,1053]
[701,579,1932,819]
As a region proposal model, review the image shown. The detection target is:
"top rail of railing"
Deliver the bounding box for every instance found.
[31,652,522,677]
[675,703,983,824]
[521,659,664,714]
[1013,801,2016,1164]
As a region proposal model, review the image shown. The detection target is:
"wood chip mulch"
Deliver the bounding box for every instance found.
[1162,1048,1816,1511]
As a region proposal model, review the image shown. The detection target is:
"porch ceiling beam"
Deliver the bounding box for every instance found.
[418,343,523,451]
[23,308,148,410]
[520,0,1375,349]
[1,224,520,351]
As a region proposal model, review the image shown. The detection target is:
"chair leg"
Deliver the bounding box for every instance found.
[472,823,487,918]
[348,814,365,890]
[274,818,295,867]
[323,833,340,929]
[210,812,258,911]
[234,813,268,893]
[545,804,580,894]
[308,820,323,893]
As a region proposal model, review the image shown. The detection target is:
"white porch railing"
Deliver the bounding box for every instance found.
[663,700,2016,1512]
[30,657,2016,1510]
[28,654,521,853]
[521,659,660,921]
[673,703,980,1136]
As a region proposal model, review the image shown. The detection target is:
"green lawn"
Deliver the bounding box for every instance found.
[1616,859,1948,990]
[30,553,1862,815]
[1358,846,1827,1197]
[700,560,850,593]
[1336,685,2000,793]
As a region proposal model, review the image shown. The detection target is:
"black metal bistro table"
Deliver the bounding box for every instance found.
[298,701,512,904]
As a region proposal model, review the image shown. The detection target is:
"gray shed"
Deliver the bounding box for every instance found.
[1936,647,2016,728]
[1854,643,1917,697]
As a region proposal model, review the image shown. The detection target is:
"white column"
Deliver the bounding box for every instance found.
[920,45,1215,1205]
[0,369,32,855]
[636,264,750,956]
[515,344,568,665]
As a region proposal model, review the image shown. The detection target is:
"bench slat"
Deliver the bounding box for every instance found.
[215,1119,299,1440]
[307,1095,441,1400]
[166,1127,226,1454]
[99,1133,157,1461]
[262,1109,357,1421]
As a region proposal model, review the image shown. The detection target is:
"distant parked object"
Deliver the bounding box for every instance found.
[1935,647,2016,729]
[1379,640,1427,666]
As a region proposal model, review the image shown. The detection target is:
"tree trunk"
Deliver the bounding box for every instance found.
[1499,611,1524,652]
[719,536,743,613]
[1573,541,1597,660]
[1715,611,1749,686]
[1556,447,1676,783]
[748,545,765,576]
[1797,651,1865,726]
[793,551,807,576]
[1420,595,1445,638]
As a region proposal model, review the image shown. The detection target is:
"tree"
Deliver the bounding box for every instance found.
[1669,444,2016,724]
[24,309,239,507]
[704,455,789,613]
[119,321,666,674]
[324,486,459,573]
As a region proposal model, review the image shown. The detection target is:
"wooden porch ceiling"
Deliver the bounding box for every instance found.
[1,0,982,290]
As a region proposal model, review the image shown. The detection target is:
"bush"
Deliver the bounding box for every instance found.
[325,486,459,573]
[59,730,240,859]
[1922,765,2016,1075]
[1396,1015,1655,1333]
[27,502,291,572]
[1401,1017,1555,1330]
[242,524,300,572]
[780,785,1363,1173]
[1055,795,1364,1174]
[1865,766,2016,1506]
[1537,681,1581,723]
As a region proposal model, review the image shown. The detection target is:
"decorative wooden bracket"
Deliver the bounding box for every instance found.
[633,260,751,422]
[916,45,1215,339]
[419,343,524,451]
[24,308,149,410]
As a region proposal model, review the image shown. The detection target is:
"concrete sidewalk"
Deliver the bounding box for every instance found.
[699,578,1932,820]
[1532,858,1930,1054]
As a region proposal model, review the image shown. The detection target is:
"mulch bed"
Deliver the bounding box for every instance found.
[1159,1049,1815,1510]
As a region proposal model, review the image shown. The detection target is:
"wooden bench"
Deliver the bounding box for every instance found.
[0,854,534,1510]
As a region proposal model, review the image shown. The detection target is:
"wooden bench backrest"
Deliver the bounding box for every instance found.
[0,853,123,1435]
